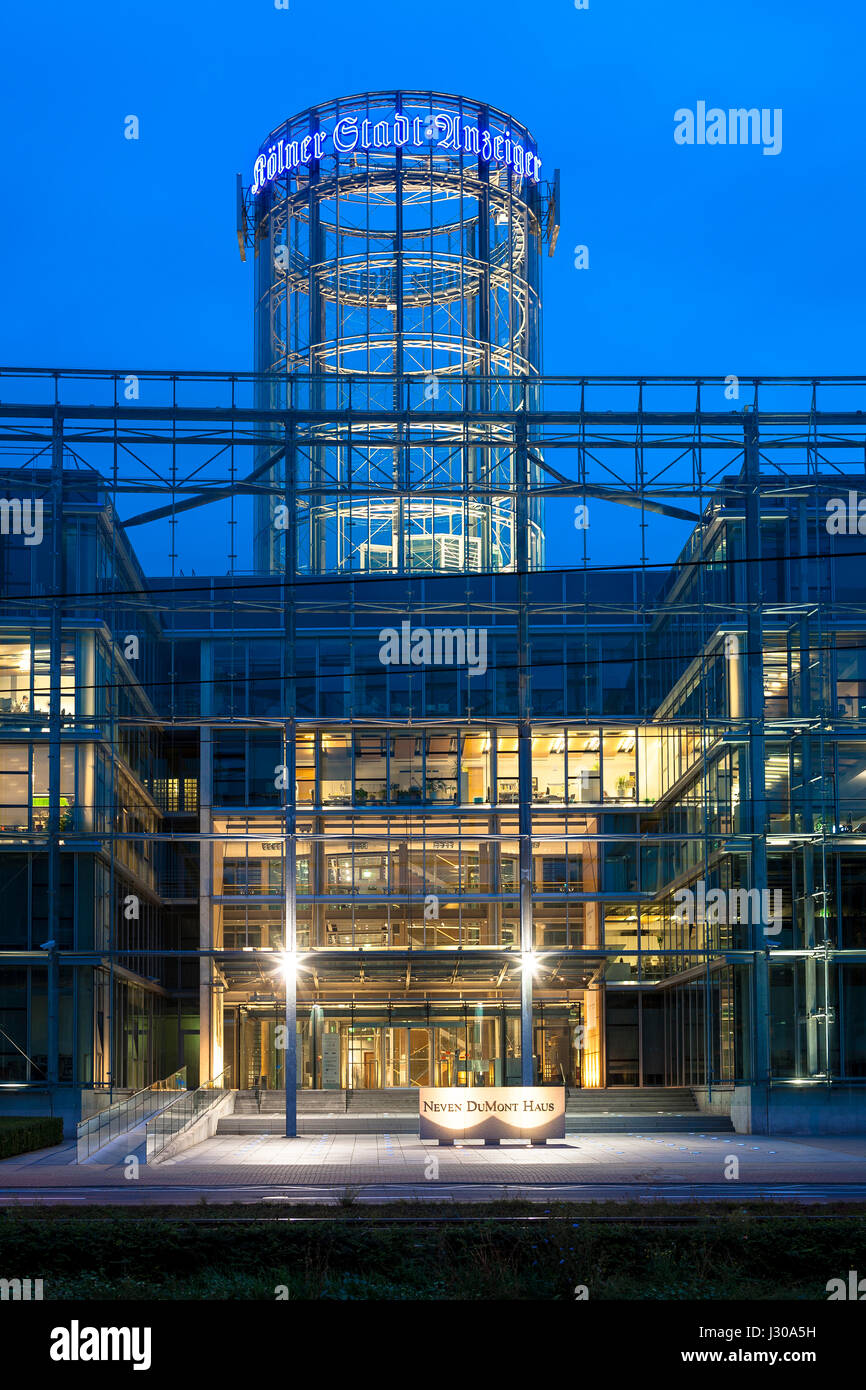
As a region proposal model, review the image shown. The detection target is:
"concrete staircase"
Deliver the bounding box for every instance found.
[217,1087,733,1135]
[221,1088,421,1134]
[347,1089,418,1114]
[234,1090,316,1114]
[232,1089,417,1114]
[565,1088,733,1132]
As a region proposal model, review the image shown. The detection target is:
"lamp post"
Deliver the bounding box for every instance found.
[281,951,297,1138]
[283,718,297,1138]
[40,939,58,1092]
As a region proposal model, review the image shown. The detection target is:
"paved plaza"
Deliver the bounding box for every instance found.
[1,1129,865,1203]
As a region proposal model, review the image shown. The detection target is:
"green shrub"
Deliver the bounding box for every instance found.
[0,1116,64,1159]
[1,1210,863,1299]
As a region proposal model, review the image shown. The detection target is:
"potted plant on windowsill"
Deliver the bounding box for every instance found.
[392,783,422,804]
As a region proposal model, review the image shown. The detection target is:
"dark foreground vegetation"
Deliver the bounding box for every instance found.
[1,1201,864,1300]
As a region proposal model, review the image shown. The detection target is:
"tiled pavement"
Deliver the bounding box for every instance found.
[1,1130,866,1191]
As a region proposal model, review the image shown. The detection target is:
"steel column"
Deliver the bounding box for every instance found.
[744,418,772,1096]
[516,404,534,1085]
[45,410,63,1091]
[284,418,299,1136]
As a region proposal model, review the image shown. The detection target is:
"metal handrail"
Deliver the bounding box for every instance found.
[76,1068,187,1161]
[145,1068,232,1162]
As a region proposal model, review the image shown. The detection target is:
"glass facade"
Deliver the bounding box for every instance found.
[1,467,865,1104]
[251,91,545,577]
[0,91,864,1130]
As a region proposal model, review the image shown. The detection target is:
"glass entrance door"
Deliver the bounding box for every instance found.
[436,1023,463,1086]
[319,1017,523,1089]
[339,1024,431,1088]
[384,1028,408,1087]
[408,1028,430,1086]
[345,1028,381,1088]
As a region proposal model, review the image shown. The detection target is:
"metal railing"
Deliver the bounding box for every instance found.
[145,1068,232,1163]
[76,1068,186,1161]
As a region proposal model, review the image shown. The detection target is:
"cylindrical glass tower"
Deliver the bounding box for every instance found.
[249,90,547,575]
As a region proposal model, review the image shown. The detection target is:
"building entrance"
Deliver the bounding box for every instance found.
[379,1027,431,1087]
[229,1003,589,1091]
[338,1020,500,1088]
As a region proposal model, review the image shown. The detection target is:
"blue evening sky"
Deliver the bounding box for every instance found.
[0,0,862,574]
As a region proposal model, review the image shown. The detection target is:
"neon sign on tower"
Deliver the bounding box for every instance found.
[251,109,542,195]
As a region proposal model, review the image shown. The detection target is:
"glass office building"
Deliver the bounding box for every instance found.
[0,92,864,1135]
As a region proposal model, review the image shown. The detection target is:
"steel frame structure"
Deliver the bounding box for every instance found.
[0,371,865,1126]
[248,91,549,577]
